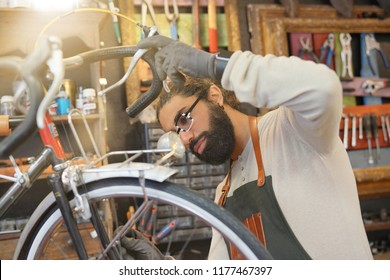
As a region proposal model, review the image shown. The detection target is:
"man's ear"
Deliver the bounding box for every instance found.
[207,85,224,107]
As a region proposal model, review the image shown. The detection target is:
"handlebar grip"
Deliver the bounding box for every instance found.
[125,49,162,118]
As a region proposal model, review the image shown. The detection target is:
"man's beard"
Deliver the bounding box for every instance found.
[189,104,235,165]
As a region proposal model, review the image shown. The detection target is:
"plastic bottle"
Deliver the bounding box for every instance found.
[76,86,84,111]
[56,85,71,115]
[82,88,97,115]
[1,95,15,116]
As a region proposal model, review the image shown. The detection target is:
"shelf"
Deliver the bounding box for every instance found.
[132,0,225,7]
[364,221,390,232]
[354,166,390,199]
[51,113,100,123]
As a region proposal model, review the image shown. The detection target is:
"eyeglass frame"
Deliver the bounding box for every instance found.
[175,94,203,134]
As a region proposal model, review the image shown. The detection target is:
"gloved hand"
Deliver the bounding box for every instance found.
[137,35,216,88]
[116,226,171,260]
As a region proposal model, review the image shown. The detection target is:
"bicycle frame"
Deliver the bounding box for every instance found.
[0,109,94,258]
[0,35,183,260]
[1,105,180,260]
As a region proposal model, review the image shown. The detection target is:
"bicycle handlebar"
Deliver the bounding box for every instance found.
[64,46,162,118]
[0,42,163,159]
[0,37,56,159]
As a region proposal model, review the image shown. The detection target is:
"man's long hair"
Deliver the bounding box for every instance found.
[156,77,240,119]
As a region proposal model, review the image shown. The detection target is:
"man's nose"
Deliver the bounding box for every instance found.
[179,131,193,148]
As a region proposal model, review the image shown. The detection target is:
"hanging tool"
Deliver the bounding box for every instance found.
[385,114,390,142]
[370,113,380,161]
[363,113,375,165]
[351,114,357,147]
[208,0,218,53]
[381,114,388,142]
[144,203,158,238]
[154,220,178,243]
[361,79,387,95]
[340,33,354,80]
[164,0,179,40]
[192,0,201,49]
[343,114,349,149]
[365,33,389,76]
[319,33,335,67]
[341,77,390,97]
[141,0,159,37]
[126,206,137,229]
[298,36,320,63]
[360,32,382,105]
[108,0,122,44]
[358,115,363,140]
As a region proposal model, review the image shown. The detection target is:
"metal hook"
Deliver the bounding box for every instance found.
[164,0,179,22]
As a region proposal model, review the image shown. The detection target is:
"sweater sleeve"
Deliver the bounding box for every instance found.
[221,51,343,152]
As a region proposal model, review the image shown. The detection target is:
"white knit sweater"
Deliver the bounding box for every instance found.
[208,51,372,260]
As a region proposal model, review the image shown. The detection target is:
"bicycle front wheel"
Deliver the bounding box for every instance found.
[17,177,271,260]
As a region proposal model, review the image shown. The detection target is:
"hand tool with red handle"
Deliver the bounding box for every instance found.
[208,0,218,53]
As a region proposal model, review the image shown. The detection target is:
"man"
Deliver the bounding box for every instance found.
[131,35,372,260]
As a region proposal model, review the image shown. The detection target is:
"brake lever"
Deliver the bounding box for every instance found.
[36,36,64,129]
[98,26,159,97]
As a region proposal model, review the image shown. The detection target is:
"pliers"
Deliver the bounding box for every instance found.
[340,33,354,80]
[141,0,159,36]
[361,79,387,95]
[298,37,320,63]
[164,0,179,40]
[319,33,334,67]
[365,33,389,76]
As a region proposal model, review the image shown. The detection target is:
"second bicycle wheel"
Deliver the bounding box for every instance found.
[16,177,271,260]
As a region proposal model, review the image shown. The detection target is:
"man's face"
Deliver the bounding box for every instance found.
[159,95,235,165]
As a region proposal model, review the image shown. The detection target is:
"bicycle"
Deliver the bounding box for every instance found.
[0,34,271,260]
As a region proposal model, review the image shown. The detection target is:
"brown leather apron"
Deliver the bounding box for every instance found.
[218,116,311,260]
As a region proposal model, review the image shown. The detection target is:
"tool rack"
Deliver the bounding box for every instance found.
[340,104,390,153]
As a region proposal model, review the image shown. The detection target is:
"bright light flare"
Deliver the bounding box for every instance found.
[31,0,77,11]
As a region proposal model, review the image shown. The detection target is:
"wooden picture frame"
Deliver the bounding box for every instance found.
[247,4,388,56]
[247,4,338,55]
[262,17,390,56]
[246,4,390,198]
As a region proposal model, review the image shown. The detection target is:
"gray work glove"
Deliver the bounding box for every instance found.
[137,35,216,88]
[116,226,171,260]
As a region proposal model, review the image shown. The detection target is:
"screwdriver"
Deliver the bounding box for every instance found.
[358,115,363,140]
[370,113,380,161]
[343,114,349,149]
[381,114,388,142]
[351,114,357,147]
[363,114,375,165]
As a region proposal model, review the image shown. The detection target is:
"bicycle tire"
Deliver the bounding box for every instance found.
[16,177,271,260]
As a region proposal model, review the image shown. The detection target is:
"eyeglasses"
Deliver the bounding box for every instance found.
[175,95,203,134]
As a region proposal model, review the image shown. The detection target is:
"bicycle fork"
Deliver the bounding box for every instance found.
[47,173,89,260]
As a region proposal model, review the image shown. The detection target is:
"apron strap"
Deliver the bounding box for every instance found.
[248,116,265,187]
